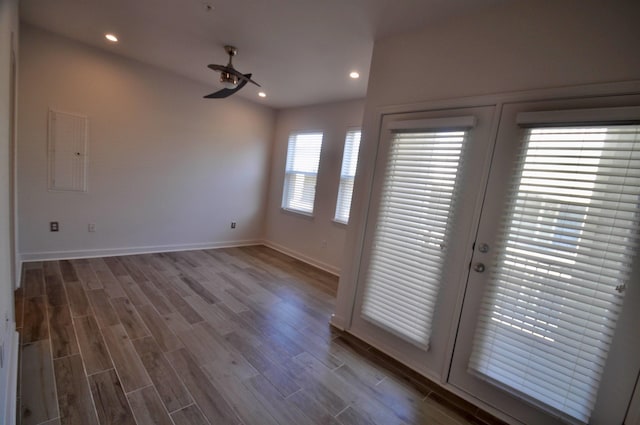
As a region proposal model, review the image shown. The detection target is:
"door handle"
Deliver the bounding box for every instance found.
[474,263,486,273]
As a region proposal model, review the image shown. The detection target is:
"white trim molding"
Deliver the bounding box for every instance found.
[1,326,18,425]
[329,313,347,330]
[262,240,340,276]
[19,239,263,262]
[19,239,342,280]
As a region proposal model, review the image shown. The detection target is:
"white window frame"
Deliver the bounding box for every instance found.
[281,131,324,215]
[334,128,362,224]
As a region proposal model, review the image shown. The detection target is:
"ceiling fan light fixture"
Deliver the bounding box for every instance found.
[258,92,266,98]
[220,71,238,89]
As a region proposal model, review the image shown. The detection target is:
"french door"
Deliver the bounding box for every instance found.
[449,98,640,424]
[350,95,640,424]
[349,106,497,379]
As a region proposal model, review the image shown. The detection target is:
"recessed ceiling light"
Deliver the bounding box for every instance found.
[349,71,360,79]
[105,33,118,43]
[258,92,267,98]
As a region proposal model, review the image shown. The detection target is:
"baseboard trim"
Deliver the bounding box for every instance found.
[19,239,263,262]
[262,240,340,276]
[330,314,347,330]
[19,239,341,279]
[14,257,21,289]
[1,326,18,425]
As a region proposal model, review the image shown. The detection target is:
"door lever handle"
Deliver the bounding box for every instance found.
[477,243,490,253]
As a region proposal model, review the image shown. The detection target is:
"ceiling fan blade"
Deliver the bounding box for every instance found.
[242,75,261,87]
[203,89,234,99]
[203,73,252,99]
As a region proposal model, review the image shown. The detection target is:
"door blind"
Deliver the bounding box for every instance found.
[281,132,323,214]
[361,129,467,348]
[469,125,640,423]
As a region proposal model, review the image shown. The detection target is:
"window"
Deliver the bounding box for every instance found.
[281,132,323,214]
[361,126,469,348]
[469,124,640,423]
[334,129,362,223]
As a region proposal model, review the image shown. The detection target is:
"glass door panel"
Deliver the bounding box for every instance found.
[449,98,640,425]
[350,106,496,379]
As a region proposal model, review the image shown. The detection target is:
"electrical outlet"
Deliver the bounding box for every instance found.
[50,221,59,232]
[230,221,237,229]
[88,223,96,232]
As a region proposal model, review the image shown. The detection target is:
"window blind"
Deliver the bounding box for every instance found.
[469,125,640,423]
[361,129,468,348]
[281,132,323,214]
[335,129,362,224]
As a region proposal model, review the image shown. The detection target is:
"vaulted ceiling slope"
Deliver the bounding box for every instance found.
[19,0,508,109]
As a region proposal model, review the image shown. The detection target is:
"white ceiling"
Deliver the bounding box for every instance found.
[20,0,506,109]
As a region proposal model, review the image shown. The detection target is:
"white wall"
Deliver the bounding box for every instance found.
[264,99,364,274]
[364,0,640,109]
[0,0,19,421]
[18,26,276,260]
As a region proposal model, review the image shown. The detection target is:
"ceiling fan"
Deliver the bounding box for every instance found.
[204,45,260,99]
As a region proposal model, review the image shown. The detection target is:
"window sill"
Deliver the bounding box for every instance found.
[280,207,315,220]
[332,219,348,227]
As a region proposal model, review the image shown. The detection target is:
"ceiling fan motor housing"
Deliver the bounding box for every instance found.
[220,45,239,87]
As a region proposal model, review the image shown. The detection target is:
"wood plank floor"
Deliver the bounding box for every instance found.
[15,245,503,425]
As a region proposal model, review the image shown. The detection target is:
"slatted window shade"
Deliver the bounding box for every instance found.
[469,124,640,423]
[335,129,362,223]
[282,132,323,214]
[361,124,470,348]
